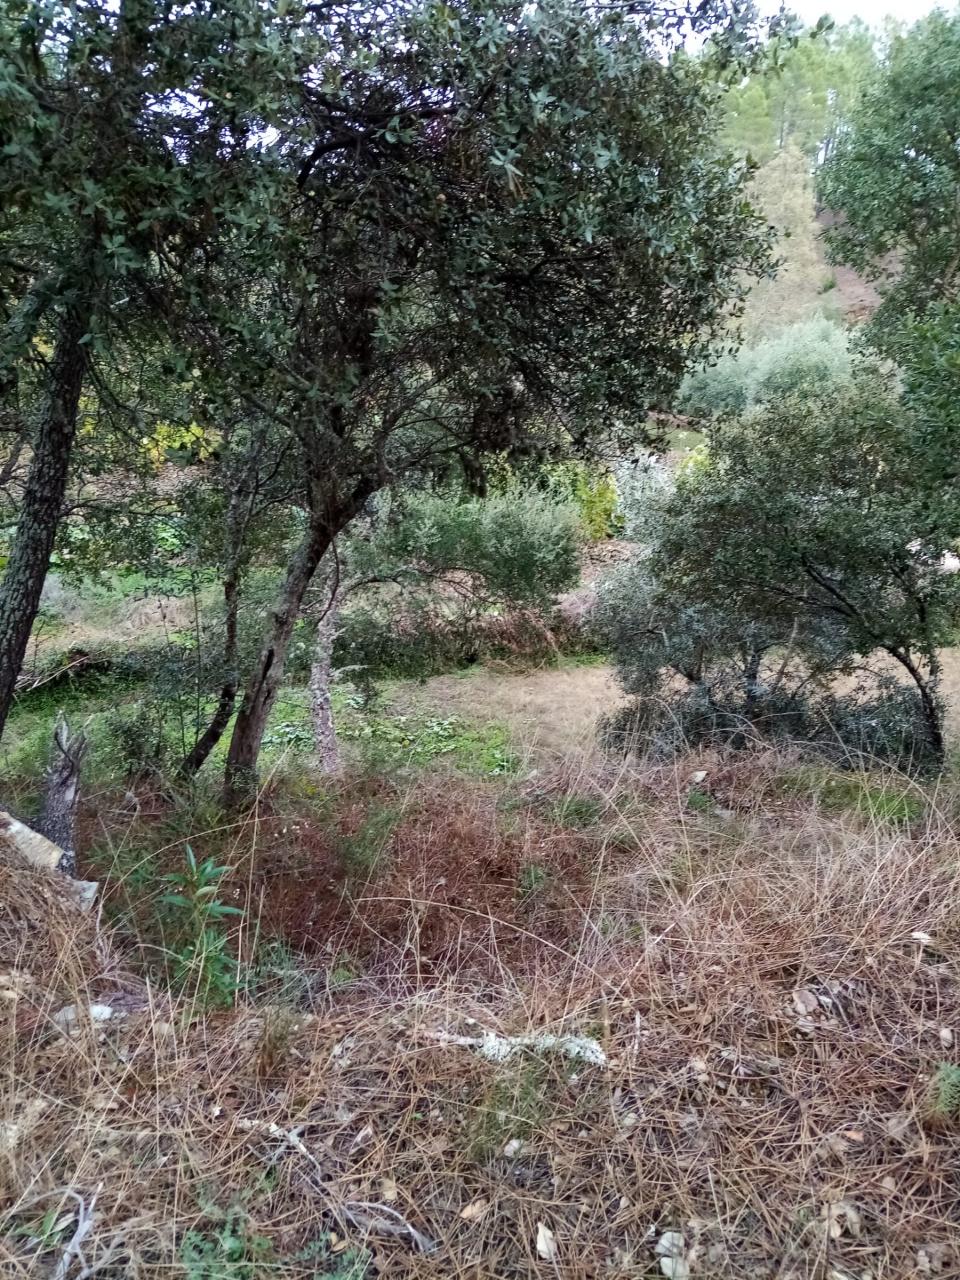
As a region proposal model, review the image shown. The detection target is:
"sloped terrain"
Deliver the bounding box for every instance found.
[3,753,960,1278]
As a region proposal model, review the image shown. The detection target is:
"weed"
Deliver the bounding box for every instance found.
[160,846,242,1009]
[255,1006,301,1079]
[518,861,549,901]
[550,792,603,828]
[11,1204,75,1256]
[467,1055,549,1161]
[341,712,517,775]
[338,803,399,878]
[244,937,312,1006]
[328,954,362,990]
[685,788,714,813]
[926,1062,960,1126]
[781,768,924,822]
[180,1203,272,1279]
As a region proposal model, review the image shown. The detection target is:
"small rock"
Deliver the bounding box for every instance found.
[939,1027,954,1049]
[655,1231,686,1258]
[791,989,820,1016]
[53,1002,116,1029]
[660,1259,690,1280]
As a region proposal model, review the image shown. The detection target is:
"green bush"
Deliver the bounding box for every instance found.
[677,318,853,418]
[597,367,957,774]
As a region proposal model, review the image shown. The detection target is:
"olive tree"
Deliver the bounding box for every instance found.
[599,366,960,769]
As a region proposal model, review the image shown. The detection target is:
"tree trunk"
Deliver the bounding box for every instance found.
[223,519,333,804]
[35,714,88,877]
[178,571,241,779]
[178,482,254,777]
[0,298,90,740]
[888,647,945,768]
[310,587,343,774]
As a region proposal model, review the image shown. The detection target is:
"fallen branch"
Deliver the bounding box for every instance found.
[52,1183,101,1280]
[427,1026,607,1068]
[235,1118,436,1253]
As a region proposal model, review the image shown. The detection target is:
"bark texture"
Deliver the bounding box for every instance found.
[0,299,90,738]
[223,519,333,803]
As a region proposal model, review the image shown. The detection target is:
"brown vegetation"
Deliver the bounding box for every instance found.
[4,752,960,1276]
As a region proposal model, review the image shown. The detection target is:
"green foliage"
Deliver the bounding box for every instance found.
[782,769,924,823]
[600,364,960,770]
[341,713,517,777]
[337,803,400,879]
[180,1205,273,1280]
[737,147,839,342]
[160,847,241,1009]
[819,10,960,335]
[346,488,582,610]
[678,318,853,417]
[467,1056,549,1162]
[517,862,550,901]
[2,0,785,777]
[926,1063,960,1126]
[10,1204,74,1258]
[180,1202,367,1279]
[549,793,604,828]
[542,463,623,540]
[723,19,877,163]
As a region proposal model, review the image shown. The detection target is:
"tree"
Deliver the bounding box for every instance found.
[819,11,960,334]
[193,0,777,798]
[736,146,836,342]
[306,488,581,773]
[723,20,876,164]
[600,367,960,769]
[678,316,853,418]
[0,0,313,739]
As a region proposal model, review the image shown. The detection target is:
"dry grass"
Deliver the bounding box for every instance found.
[3,750,960,1277]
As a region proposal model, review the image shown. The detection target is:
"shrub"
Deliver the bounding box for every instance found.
[598,366,959,772]
[677,317,853,418]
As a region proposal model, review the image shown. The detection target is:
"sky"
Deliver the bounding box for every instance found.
[764,0,947,24]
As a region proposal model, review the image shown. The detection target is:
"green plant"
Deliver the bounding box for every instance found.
[550,793,604,828]
[467,1056,549,1161]
[160,846,242,1009]
[543,461,623,540]
[180,1204,273,1280]
[338,804,399,879]
[926,1062,960,1126]
[518,862,549,901]
[244,938,312,1006]
[11,1204,74,1255]
[341,712,517,776]
[685,789,714,814]
[678,317,853,418]
[600,365,959,773]
[794,772,925,822]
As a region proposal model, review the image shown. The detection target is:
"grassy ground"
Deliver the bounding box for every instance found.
[6,575,960,1276]
[3,744,960,1278]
